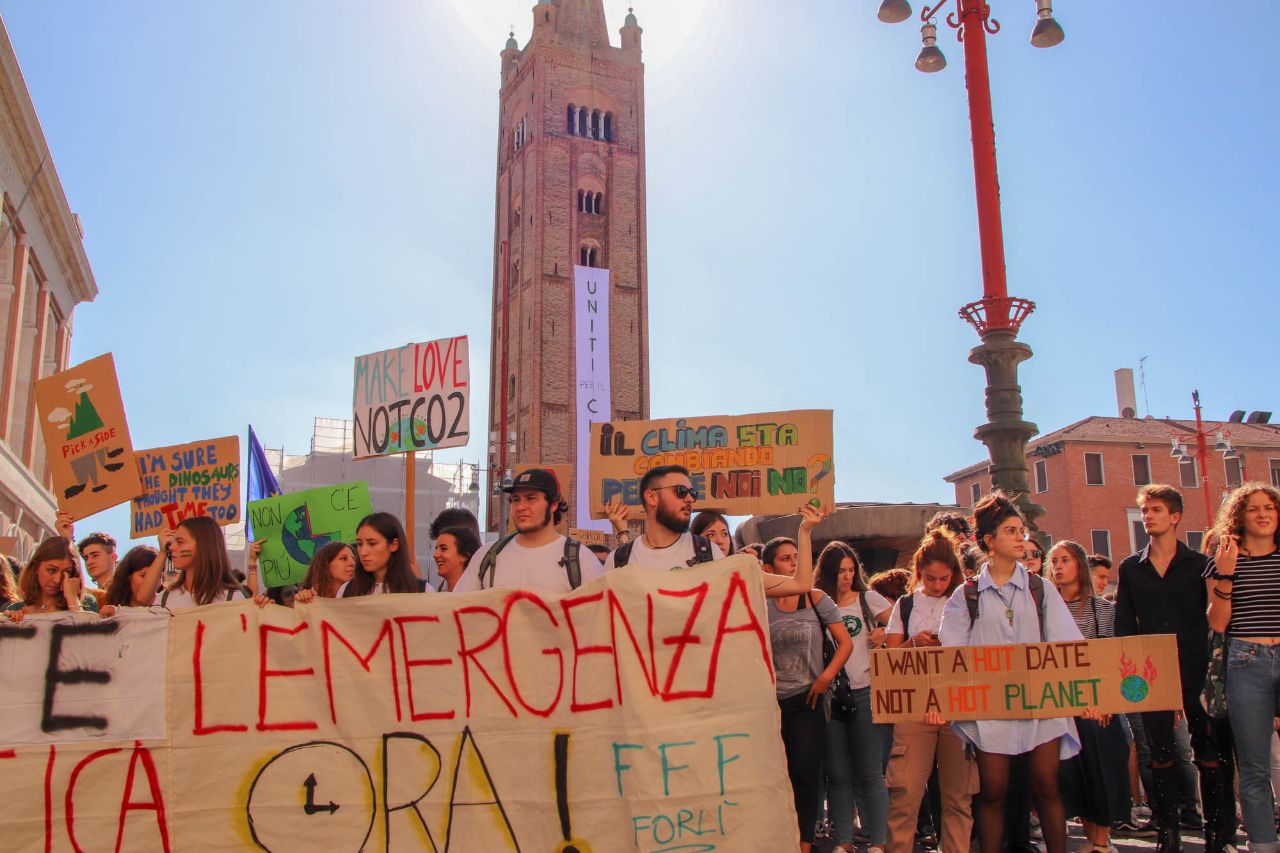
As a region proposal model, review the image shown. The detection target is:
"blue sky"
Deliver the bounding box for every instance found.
[4,1,1276,541]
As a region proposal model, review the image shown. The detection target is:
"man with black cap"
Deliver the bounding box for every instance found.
[454,467,602,593]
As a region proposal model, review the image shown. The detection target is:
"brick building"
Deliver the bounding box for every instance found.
[945,402,1280,564]
[486,1,650,529]
[0,19,97,560]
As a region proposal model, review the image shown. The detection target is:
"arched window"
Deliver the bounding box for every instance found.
[567,104,576,134]
[604,113,613,142]
[590,110,601,140]
[579,246,589,266]
[588,247,599,267]
[593,193,603,214]
[578,106,588,137]
[577,190,584,212]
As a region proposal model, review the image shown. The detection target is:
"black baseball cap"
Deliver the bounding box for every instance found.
[504,468,568,511]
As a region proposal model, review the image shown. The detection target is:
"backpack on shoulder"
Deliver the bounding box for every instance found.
[611,533,715,569]
[476,533,584,590]
[963,572,1047,641]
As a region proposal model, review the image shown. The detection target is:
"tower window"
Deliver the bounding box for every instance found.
[578,106,588,137]
[579,246,589,266]
[577,190,584,212]
[604,112,613,142]
[590,110,601,140]
[566,104,576,134]
[578,245,601,268]
[577,190,604,215]
[593,192,603,214]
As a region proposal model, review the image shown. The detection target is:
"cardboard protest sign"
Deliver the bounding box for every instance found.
[569,527,608,547]
[0,556,800,851]
[130,436,241,537]
[507,462,573,534]
[352,335,470,459]
[246,481,372,588]
[33,353,142,518]
[589,409,835,518]
[870,635,1182,723]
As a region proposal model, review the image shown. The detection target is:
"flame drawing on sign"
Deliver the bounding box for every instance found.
[1118,652,1155,703]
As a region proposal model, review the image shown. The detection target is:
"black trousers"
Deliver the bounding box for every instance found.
[1141,686,1236,838]
[780,692,827,844]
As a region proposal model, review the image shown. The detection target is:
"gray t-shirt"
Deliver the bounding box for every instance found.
[768,593,841,700]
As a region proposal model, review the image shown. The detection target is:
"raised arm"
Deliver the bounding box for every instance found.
[1206,536,1237,634]
[134,528,174,606]
[762,504,829,599]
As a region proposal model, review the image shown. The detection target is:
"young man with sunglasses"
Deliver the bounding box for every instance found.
[604,465,723,571]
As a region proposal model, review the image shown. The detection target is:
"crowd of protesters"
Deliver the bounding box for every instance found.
[4,466,1278,853]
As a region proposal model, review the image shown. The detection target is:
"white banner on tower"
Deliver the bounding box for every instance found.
[574,265,612,532]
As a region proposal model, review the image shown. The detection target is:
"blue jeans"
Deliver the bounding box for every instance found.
[826,686,889,846]
[1227,639,1280,853]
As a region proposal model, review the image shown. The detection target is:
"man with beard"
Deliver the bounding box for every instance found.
[604,465,722,571]
[455,468,602,593]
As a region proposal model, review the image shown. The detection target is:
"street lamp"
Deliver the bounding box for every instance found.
[878,0,1064,530]
[1169,391,1245,527]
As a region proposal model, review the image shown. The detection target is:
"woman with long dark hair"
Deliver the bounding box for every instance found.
[1050,539,1128,853]
[817,541,892,853]
[937,492,1103,853]
[765,511,852,853]
[104,545,159,607]
[294,542,358,603]
[884,530,974,853]
[691,510,734,557]
[136,516,246,609]
[341,512,428,596]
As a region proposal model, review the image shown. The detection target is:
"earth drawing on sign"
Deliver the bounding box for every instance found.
[1119,652,1157,703]
[282,505,339,565]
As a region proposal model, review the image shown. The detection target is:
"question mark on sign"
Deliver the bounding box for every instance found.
[807,454,832,494]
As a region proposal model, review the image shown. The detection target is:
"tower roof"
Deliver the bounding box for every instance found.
[624,6,639,28]
[552,0,610,48]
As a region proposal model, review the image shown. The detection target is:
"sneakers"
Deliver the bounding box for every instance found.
[1112,815,1157,837]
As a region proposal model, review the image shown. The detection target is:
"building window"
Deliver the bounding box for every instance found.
[1090,529,1111,558]
[578,106,588,136]
[1131,517,1150,552]
[1271,458,1280,489]
[1132,454,1151,486]
[1179,458,1198,488]
[1034,460,1048,494]
[566,103,576,134]
[567,105,615,140]
[577,191,603,214]
[578,245,600,268]
[604,112,613,141]
[1084,453,1104,486]
[1224,456,1243,488]
[970,482,981,506]
[512,117,528,152]
[590,109,601,139]
[1186,530,1205,552]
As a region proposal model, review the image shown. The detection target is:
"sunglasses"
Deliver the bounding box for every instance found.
[1028,551,1043,560]
[649,484,699,501]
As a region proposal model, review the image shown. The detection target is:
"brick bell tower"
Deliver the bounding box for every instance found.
[487,1,650,530]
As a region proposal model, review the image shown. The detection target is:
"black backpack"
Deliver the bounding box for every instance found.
[612,533,714,569]
[963,573,1047,641]
[475,533,584,590]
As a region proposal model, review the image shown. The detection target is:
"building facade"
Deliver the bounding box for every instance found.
[486,0,650,529]
[945,415,1280,563]
[0,19,97,560]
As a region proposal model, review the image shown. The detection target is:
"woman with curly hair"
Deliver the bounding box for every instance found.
[1207,482,1280,853]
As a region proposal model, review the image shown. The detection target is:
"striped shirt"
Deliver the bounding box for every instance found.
[1062,594,1115,640]
[1206,550,1280,637]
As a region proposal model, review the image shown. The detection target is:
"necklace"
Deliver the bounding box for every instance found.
[991,585,1016,626]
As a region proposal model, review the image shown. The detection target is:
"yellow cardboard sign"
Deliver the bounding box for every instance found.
[589,409,834,518]
[130,436,241,537]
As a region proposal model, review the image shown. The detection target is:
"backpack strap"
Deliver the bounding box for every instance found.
[858,590,877,631]
[1028,573,1047,642]
[225,588,235,602]
[900,594,916,637]
[964,580,981,630]
[560,537,582,590]
[477,534,517,590]
[159,588,169,607]
[688,533,714,566]
[612,539,635,569]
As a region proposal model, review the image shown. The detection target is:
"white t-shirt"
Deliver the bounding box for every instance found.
[602,531,724,572]
[887,590,948,638]
[836,590,891,689]
[454,535,603,594]
[158,586,247,610]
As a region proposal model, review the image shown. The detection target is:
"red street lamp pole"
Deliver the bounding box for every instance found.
[878,0,1063,527]
[1190,391,1216,527]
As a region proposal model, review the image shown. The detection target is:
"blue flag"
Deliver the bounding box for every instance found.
[245,424,283,542]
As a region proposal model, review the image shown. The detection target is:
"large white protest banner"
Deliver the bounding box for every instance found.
[574,265,612,533]
[0,556,799,851]
[0,609,168,746]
